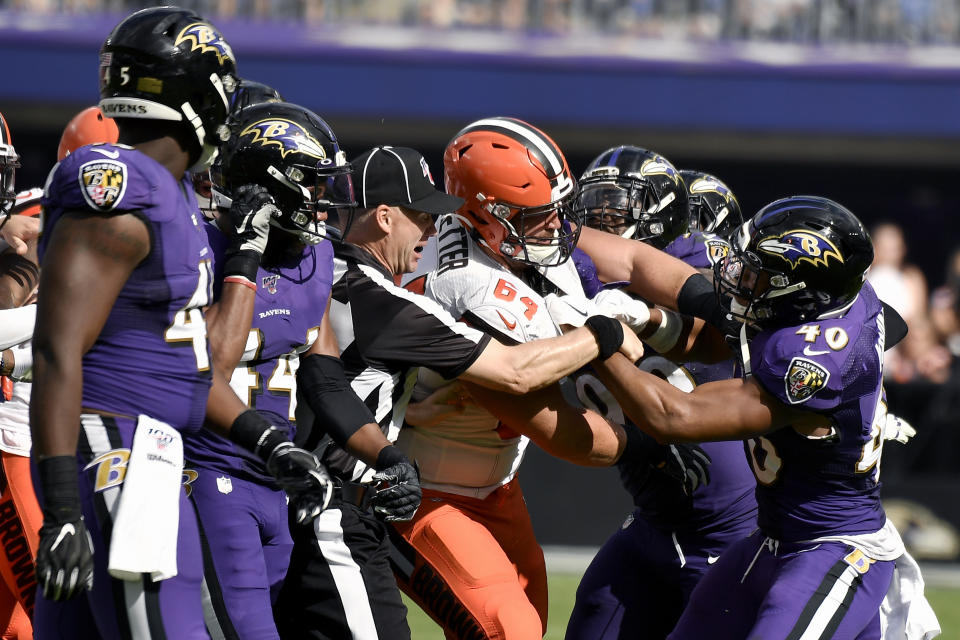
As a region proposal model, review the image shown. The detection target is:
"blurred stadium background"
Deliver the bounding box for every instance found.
[3,0,960,636]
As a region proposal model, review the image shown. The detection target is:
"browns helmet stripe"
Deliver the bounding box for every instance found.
[0,112,10,146]
[453,117,566,187]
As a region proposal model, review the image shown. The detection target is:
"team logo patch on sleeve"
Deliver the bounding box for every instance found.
[705,238,730,265]
[784,357,830,404]
[78,159,127,211]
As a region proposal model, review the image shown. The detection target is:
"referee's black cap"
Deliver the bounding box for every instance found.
[352,146,464,217]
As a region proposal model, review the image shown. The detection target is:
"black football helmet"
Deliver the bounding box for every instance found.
[98,7,238,170]
[0,112,19,215]
[200,78,284,217]
[229,79,283,117]
[217,102,355,244]
[575,146,688,249]
[715,196,873,329]
[679,169,743,238]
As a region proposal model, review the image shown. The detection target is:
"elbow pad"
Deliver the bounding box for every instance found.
[297,354,376,447]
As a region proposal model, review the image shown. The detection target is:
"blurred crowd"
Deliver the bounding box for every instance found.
[5,0,960,44]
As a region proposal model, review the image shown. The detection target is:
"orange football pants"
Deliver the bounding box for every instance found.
[391,477,547,640]
[0,451,41,639]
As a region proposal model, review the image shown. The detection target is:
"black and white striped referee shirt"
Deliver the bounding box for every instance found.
[310,242,490,482]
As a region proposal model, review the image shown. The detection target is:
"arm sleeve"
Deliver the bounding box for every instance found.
[297,354,377,447]
[0,304,35,350]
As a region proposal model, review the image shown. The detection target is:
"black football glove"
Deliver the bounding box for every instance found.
[228,184,276,257]
[618,428,712,497]
[655,443,712,496]
[35,456,94,601]
[370,450,421,522]
[266,442,334,524]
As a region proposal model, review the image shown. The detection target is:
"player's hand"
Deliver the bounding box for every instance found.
[592,289,652,333]
[617,323,645,362]
[0,214,39,256]
[655,444,712,496]
[883,412,916,445]
[371,459,421,522]
[266,443,334,524]
[227,184,276,257]
[36,515,95,601]
[543,293,596,328]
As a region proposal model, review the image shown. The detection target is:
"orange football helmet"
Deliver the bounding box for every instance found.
[57,106,119,161]
[0,111,19,215]
[443,116,578,267]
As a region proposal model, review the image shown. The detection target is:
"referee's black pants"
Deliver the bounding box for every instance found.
[274,498,410,640]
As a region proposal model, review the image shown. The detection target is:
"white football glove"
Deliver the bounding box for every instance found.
[591,289,652,334]
[883,412,916,445]
[543,293,598,328]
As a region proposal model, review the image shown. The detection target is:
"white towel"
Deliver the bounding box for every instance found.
[108,415,183,582]
[880,550,941,640]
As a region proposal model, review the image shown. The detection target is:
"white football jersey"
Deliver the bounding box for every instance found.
[398,214,568,498]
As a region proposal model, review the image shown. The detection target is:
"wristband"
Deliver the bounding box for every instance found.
[375,445,408,472]
[222,249,261,284]
[10,343,32,380]
[37,456,82,522]
[645,310,684,354]
[229,409,288,462]
[223,275,257,291]
[676,273,728,331]
[584,315,624,361]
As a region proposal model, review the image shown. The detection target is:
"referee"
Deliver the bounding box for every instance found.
[276,146,634,640]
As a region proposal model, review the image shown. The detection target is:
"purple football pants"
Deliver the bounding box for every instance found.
[187,467,292,640]
[669,530,895,640]
[565,510,755,640]
[34,414,207,640]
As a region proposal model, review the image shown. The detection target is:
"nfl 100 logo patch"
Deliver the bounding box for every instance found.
[78,159,127,211]
[262,274,279,294]
[784,357,830,405]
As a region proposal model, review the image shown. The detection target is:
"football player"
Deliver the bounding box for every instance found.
[0,111,41,640]
[592,196,939,639]
[31,8,330,638]
[187,100,402,640]
[391,120,722,639]
[565,149,757,640]
[56,106,119,162]
[0,114,37,259]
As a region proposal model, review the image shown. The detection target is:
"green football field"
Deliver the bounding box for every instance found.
[404,573,960,639]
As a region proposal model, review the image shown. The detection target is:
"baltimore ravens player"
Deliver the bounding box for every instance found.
[187,100,404,639]
[565,148,757,640]
[593,196,937,639]
[32,9,330,639]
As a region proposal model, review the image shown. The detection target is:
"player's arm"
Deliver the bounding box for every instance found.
[577,225,697,308]
[578,226,732,332]
[461,380,626,466]
[204,282,256,379]
[458,320,644,395]
[204,185,274,378]
[31,211,150,459]
[639,308,731,364]
[592,352,827,443]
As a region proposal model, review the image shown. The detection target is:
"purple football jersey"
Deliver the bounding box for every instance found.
[664,230,730,270]
[745,281,887,540]
[569,242,756,533]
[182,223,334,484]
[40,145,214,433]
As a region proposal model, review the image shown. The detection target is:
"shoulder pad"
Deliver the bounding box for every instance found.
[665,231,730,269]
[749,324,845,410]
[43,145,159,215]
